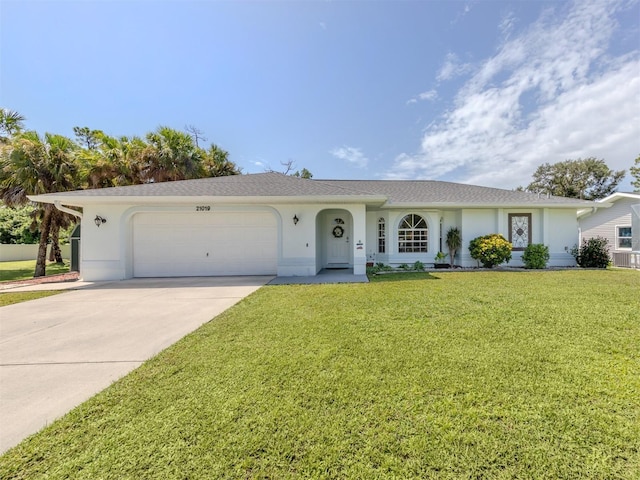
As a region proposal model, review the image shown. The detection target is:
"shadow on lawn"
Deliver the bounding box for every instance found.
[0,267,35,282]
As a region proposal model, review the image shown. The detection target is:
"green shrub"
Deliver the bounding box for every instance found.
[469,234,512,268]
[372,262,393,273]
[434,251,448,263]
[399,263,411,271]
[571,237,610,268]
[413,261,425,271]
[0,205,40,244]
[522,244,550,269]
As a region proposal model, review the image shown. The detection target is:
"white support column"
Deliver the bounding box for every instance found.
[542,208,549,246]
[350,204,367,275]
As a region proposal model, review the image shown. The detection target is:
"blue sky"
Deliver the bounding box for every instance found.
[1,0,639,190]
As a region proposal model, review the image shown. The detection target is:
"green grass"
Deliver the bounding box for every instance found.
[0,290,65,307]
[0,260,70,282]
[1,270,639,479]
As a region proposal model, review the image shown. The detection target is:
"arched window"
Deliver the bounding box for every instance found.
[378,218,386,253]
[398,214,428,253]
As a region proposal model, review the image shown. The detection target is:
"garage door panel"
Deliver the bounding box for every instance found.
[133,212,277,277]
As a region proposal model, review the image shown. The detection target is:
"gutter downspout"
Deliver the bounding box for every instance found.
[54,201,83,219]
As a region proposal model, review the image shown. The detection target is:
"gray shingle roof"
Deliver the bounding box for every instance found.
[30,172,595,207]
[43,172,371,198]
[317,179,594,205]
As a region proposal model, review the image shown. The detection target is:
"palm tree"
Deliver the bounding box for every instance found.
[0,131,79,276]
[0,108,25,143]
[79,133,145,188]
[200,144,240,177]
[446,227,462,268]
[141,126,203,182]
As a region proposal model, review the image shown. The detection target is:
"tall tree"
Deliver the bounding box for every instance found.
[0,132,79,276]
[631,155,640,192]
[0,108,25,143]
[267,160,313,179]
[293,168,313,179]
[73,126,103,150]
[141,126,203,182]
[200,144,240,177]
[185,125,207,148]
[79,133,145,188]
[526,158,625,200]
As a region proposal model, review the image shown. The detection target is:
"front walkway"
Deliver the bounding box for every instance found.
[268,268,369,285]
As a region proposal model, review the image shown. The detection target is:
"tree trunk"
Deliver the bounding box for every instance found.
[48,214,56,262]
[34,206,53,277]
[49,212,64,263]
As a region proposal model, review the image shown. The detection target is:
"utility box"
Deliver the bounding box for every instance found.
[70,224,81,272]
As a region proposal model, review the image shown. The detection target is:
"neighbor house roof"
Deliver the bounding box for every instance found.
[577,191,640,218]
[29,172,599,209]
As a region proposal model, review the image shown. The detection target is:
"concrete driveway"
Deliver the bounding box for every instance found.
[0,276,272,453]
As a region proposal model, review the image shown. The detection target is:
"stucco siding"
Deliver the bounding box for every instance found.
[544,209,579,266]
[459,208,577,267]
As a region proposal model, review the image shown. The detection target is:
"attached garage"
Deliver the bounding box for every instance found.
[132,210,278,277]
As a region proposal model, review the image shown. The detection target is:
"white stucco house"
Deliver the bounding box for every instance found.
[29,172,599,281]
[578,192,640,268]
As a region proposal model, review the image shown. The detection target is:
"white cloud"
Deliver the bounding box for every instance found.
[451,1,475,25]
[407,89,438,105]
[499,10,516,41]
[388,0,640,188]
[330,146,369,168]
[436,52,473,82]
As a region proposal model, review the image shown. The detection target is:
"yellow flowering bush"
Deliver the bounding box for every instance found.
[469,234,512,268]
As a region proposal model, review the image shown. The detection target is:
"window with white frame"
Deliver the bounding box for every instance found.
[617,226,632,249]
[398,214,428,253]
[378,218,386,253]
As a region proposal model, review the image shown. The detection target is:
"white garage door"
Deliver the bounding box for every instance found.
[133,211,277,277]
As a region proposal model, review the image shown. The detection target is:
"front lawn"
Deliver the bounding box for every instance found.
[1,270,638,478]
[0,260,70,282]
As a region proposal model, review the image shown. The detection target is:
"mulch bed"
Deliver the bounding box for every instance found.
[0,271,80,291]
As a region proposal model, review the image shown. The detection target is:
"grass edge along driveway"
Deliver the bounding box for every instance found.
[0,290,65,307]
[1,270,638,479]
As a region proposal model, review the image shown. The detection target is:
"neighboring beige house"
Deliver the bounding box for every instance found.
[578,192,640,268]
[29,173,599,281]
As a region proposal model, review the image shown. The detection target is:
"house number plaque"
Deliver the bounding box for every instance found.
[195,206,211,211]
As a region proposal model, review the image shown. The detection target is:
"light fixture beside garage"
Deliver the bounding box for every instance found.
[94,215,107,227]
[293,214,299,225]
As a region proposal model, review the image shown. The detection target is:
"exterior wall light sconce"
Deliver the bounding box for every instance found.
[293,214,299,225]
[94,215,107,227]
